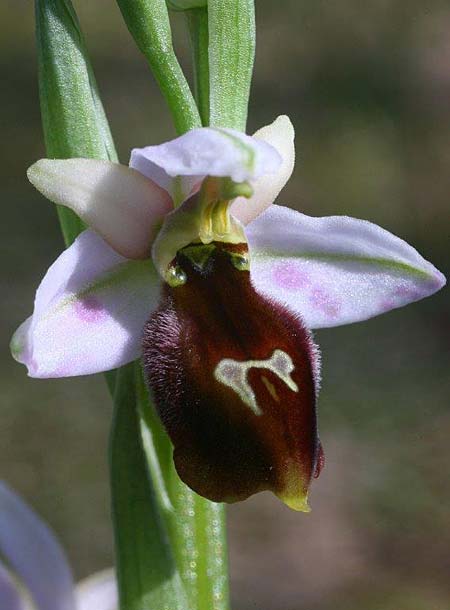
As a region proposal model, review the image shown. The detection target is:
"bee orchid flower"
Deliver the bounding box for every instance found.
[0,481,117,610]
[11,116,445,511]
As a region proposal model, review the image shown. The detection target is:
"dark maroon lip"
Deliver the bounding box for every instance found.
[142,241,322,509]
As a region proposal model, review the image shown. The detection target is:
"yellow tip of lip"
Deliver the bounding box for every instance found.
[278,493,311,513]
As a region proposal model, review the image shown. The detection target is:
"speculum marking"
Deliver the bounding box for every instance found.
[214,349,299,415]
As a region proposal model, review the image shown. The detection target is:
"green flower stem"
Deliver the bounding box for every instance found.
[185,7,210,126]
[35,0,117,246]
[194,499,228,610]
[208,0,255,131]
[137,370,230,610]
[116,0,202,134]
[110,364,189,610]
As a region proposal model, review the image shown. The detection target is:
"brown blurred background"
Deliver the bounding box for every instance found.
[1,1,449,609]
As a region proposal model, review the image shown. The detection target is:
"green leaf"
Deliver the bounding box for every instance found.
[111,364,189,610]
[167,0,207,10]
[186,7,210,126]
[35,0,117,245]
[208,0,255,131]
[116,0,201,135]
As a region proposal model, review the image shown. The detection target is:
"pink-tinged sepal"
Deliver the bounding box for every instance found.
[247,205,446,328]
[10,230,161,378]
[143,242,322,511]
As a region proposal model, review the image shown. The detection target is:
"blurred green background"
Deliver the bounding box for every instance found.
[1,1,449,609]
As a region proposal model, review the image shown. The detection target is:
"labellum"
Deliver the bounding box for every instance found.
[143,239,323,511]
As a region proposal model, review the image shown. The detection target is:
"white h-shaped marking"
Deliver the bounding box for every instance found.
[214,349,299,415]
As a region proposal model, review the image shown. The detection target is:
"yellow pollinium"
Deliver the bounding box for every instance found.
[198,177,252,246]
[199,200,232,243]
[153,175,253,284]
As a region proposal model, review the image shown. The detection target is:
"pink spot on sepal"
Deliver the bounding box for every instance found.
[393,286,422,301]
[379,298,396,312]
[74,295,107,323]
[273,262,311,291]
[380,286,424,312]
[310,288,341,319]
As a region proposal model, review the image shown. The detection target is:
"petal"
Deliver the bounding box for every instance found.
[75,569,117,610]
[27,159,173,259]
[247,205,446,328]
[130,126,282,189]
[11,230,160,378]
[232,115,296,224]
[144,242,321,512]
[0,482,76,610]
[129,154,201,208]
[0,563,29,610]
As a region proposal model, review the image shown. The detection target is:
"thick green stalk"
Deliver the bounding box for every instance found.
[185,7,210,126]
[111,364,189,610]
[35,0,117,245]
[208,0,255,131]
[116,0,201,134]
[137,370,230,610]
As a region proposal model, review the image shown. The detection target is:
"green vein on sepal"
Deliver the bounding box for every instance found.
[215,128,256,172]
[252,250,436,281]
[45,260,156,319]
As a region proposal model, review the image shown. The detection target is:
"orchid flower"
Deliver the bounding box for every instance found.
[0,481,117,610]
[11,116,445,511]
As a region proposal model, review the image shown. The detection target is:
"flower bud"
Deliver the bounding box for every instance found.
[143,241,323,511]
